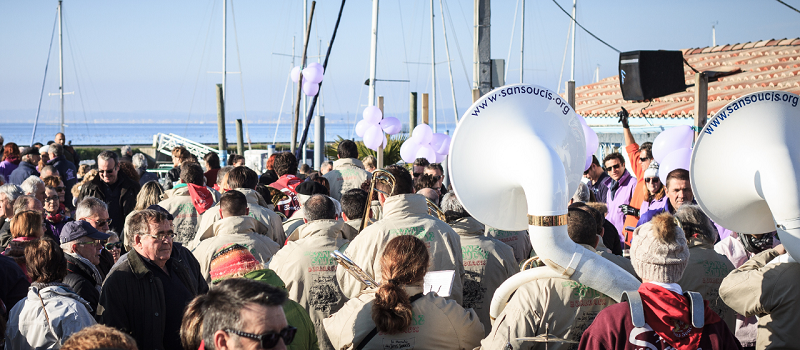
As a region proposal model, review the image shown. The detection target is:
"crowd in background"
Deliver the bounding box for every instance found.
[0,122,793,350]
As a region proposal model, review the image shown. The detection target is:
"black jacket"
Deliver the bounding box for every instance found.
[0,220,11,250]
[97,243,207,350]
[81,172,140,235]
[48,156,78,209]
[64,253,103,316]
[8,161,39,186]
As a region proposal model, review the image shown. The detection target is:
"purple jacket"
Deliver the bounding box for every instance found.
[605,169,637,242]
[639,196,667,218]
[0,160,18,182]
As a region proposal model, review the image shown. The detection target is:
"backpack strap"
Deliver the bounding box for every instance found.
[355,293,425,350]
[620,290,646,328]
[683,291,705,328]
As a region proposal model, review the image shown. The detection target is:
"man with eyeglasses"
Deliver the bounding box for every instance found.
[61,220,110,316]
[602,152,637,245]
[75,196,117,276]
[583,156,612,203]
[99,209,208,350]
[82,150,140,236]
[192,278,294,350]
[46,143,78,210]
[423,163,449,196]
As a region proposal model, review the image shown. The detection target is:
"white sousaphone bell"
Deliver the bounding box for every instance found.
[692,90,800,262]
[448,84,641,319]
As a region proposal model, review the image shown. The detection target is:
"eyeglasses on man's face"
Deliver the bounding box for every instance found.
[604,164,621,172]
[225,326,297,349]
[141,233,175,241]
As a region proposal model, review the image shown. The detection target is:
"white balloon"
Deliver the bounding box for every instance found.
[363,125,384,150]
[652,125,694,163]
[355,119,374,138]
[363,106,383,124]
[411,124,433,144]
[303,66,323,84]
[381,134,388,148]
[308,62,324,75]
[302,81,319,96]
[658,148,692,185]
[584,154,593,171]
[415,144,437,164]
[380,117,402,135]
[434,152,447,164]
[290,66,302,83]
[400,139,422,163]
[583,125,599,159]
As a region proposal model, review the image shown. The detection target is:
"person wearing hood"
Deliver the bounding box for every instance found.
[578,213,740,350]
[269,194,350,350]
[5,239,96,349]
[440,192,517,335]
[192,190,280,283]
[674,205,736,332]
[282,181,352,240]
[335,165,465,304]
[181,244,319,350]
[602,152,638,246]
[269,152,303,218]
[323,140,371,201]
[158,162,215,244]
[60,220,110,317]
[193,166,285,247]
[9,147,40,186]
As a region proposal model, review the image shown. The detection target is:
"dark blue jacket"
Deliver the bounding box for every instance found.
[48,156,78,209]
[8,161,39,185]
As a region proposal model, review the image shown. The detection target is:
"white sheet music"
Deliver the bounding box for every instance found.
[423,270,455,297]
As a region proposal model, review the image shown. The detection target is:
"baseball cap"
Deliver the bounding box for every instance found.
[60,220,111,244]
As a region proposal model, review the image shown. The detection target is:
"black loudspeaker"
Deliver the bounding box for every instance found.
[619,50,686,101]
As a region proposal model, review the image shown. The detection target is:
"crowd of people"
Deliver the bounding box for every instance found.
[0,121,793,350]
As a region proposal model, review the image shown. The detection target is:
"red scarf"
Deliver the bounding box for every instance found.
[638,283,722,350]
[46,203,67,223]
[187,183,214,215]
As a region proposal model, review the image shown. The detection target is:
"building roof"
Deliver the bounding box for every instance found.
[574,38,800,119]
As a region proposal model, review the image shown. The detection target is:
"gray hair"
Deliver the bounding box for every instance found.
[132,153,148,170]
[127,209,169,245]
[0,184,25,203]
[75,197,108,220]
[121,145,132,156]
[20,176,43,196]
[675,204,718,244]
[97,150,118,167]
[572,182,590,203]
[49,143,64,157]
[304,194,337,221]
[440,192,470,223]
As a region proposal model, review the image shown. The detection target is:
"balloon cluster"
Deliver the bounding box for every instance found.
[652,125,694,184]
[291,62,324,96]
[400,124,451,164]
[355,106,402,151]
[578,115,599,171]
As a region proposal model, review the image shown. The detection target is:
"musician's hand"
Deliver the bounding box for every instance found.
[617,107,630,129]
[619,204,639,217]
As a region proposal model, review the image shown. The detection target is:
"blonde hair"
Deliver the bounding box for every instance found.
[134,181,166,211]
[60,325,138,350]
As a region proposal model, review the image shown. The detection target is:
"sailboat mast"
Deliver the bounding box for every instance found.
[570,0,576,81]
[520,0,524,83]
[439,0,458,123]
[367,0,379,107]
[222,0,226,103]
[58,0,64,134]
[430,0,436,132]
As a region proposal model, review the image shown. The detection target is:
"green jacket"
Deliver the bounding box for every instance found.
[244,269,320,350]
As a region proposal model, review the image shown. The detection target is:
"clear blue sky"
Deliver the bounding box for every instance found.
[1,0,799,128]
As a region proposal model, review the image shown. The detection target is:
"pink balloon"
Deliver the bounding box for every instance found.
[584,154,593,171]
[430,133,451,155]
[381,134,388,149]
[355,119,374,138]
[302,81,319,96]
[363,106,383,124]
[400,139,422,163]
[380,117,402,135]
[363,125,384,151]
[658,148,692,185]
[308,62,324,75]
[303,65,323,84]
[652,125,694,163]
[434,152,447,163]
[416,144,437,164]
[290,66,301,83]
[411,124,433,144]
[583,125,598,159]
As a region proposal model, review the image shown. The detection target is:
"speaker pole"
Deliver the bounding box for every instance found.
[566,80,576,110]
[693,72,708,140]
[422,93,430,125]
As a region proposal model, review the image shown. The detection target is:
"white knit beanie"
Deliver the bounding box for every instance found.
[630,212,689,283]
[643,161,659,180]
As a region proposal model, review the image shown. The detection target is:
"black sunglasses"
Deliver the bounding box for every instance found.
[413,172,422,178]
[639,157,651,162]
[105,241,123,250]
[225,326,296,348]
[604,164,621,172]
[645,177,660,184]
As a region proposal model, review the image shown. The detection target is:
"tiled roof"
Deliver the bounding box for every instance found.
[573,38,800,118]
